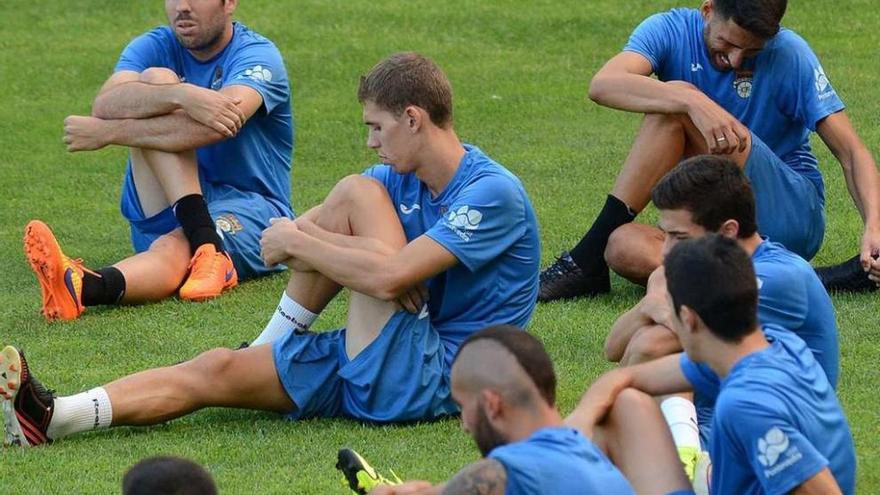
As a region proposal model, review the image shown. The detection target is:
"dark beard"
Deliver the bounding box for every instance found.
[473,406,507,457]
[175,24,225,53]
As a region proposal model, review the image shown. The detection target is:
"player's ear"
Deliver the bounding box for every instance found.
[719,219,740,239]
[481,390,503,420]
[680,305,700,336]
[224,0,238,15]
[404,106,422,133]
[700,0,713,20]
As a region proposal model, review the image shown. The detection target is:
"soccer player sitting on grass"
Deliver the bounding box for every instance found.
[603,156,839,458]
[24,0,294,321]
[539,0,880,302]
[336,327,636,495]
[0,53,540,446]
[568,235,856,495]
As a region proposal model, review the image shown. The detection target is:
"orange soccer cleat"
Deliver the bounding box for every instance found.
[23,220,88,321]
[178,244,238,301]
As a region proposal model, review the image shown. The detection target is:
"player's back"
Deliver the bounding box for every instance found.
[711,327,855,495]
[489,427,635,495]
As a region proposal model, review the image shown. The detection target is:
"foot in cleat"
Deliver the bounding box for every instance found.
[23,220,89,321]
[336,448,401,494]
[815,254,878,293]
[538,251,610,302]
[1,346,55,447]
[179,244,238,301]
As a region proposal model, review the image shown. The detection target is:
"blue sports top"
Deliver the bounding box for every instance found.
[682,326,855,495]
[624,8,845,202]
[364,145,540,365]
[115,22,293,214]
[488,427,635,495]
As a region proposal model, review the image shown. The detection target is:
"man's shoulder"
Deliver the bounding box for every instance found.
[755,241,812,280]
[229,23,284,59]
[760,28,816,66]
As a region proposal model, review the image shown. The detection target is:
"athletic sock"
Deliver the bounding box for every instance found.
[46,387,113,440]
[173,194,223,254]
[81,267,126,306]
[252,291,319,346]
[660,396,700,450]
[569,194,636,272]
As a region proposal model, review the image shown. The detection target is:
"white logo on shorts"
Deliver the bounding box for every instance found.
[418,304,430,320]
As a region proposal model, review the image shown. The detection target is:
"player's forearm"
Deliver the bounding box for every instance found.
[604,304,651,362]
[92,81,187,120]
[105,113,226,152]
[843,148,880,227]
[588,74,692,115]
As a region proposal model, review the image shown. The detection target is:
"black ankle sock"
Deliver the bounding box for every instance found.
[173,194,223,254]
[569,194,637,272]
[81,267,127,306]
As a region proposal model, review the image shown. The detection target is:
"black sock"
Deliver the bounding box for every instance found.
[569,194,637,272]
[81,267,127,306]
[173,194,223,254]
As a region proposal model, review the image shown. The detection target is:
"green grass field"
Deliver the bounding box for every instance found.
[1,1,878,493]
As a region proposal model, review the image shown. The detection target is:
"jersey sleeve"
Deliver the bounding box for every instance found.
[679,353,721,401]
[772,32,845,131]
[115,29,172,73]
[716,391,829,495]
[225,41,289,114]
[623,12,678,73]
[756,264,808,331]
[425,175,526,272]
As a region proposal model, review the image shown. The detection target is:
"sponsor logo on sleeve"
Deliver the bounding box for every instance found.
[241,65,273,83]
[758,427,803,478]
[814,66,836,100]
[443,205,483,242]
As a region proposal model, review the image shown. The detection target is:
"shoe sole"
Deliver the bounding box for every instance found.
[1,346,30,447]
[336,448,371,495]
[23,221,82,321]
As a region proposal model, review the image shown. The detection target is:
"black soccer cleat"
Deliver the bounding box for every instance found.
[538,251,611,302]
[815,255,878,293]
[336,448,401,494]
[1,346,55,447]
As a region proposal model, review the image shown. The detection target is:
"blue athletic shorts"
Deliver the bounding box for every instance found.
[272,310,460,423]
[744,133,825,260]
[120,174,291,281]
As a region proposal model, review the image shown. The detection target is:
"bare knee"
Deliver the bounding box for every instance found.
[622,326,679,365]
[140,67,181,85]
[320,175,390,227]
[613,388,656,419]
[180,348,238,387]
[605,224,640,273]
[147,231,191,285]
[605,224,663,283]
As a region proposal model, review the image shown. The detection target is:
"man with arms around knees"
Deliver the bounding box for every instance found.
[539,0,880,301]
[568,235,856,495]
[338,326,635,495]
[0,53,540,446]
[25,0,293,320]
[604,156,839,461]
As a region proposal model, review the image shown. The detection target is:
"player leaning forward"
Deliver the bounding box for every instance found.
[25,0,294,321]
[0,52,541,446]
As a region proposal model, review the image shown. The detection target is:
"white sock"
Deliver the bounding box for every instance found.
[46,387,113,440]
[661,396,700,450]
[252,291,318,346]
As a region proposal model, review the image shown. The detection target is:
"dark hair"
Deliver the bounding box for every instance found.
[713,0,788,39]
[357,52,454,128]
[652,155,757,238]
[664,235,758,342]
[122,456,217,495]
[455,325,556,407]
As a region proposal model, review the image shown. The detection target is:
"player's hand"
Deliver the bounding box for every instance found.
[685,91,750,155]
[640,267,673,327]
[369,481,433,495]
[260,217,300,266]
[63,116,110,152]
[179,84,245,138]
[860,225,880,286]
[566,369,628,439]
[394,284,429,314]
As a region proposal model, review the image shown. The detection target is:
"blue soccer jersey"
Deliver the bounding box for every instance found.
[364,145,540,364]
[624,8,845,201]
[489,427,635,495]
[115,22,293,215]
[682,326,856,495]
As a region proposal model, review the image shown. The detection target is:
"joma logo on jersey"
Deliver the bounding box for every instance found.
[444,205,483,242]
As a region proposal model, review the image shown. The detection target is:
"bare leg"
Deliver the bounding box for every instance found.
[104,344,293,426]
[592,389,691,495]
[113,230,191,303]
[619,325,682,367]
[605,224,665,285]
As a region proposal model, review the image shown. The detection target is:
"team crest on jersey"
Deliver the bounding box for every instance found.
[215,214,244,236]
[211,66,224,90]
[734,69,754,99]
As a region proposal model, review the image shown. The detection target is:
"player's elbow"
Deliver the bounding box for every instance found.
[603,337,624,363]
[371,266,411,301]
[588,74,610,104]
[90,96,113,119]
